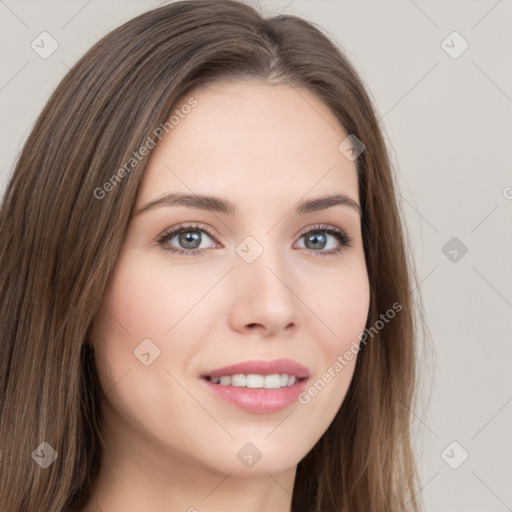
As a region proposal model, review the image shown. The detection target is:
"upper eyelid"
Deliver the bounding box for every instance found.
[159,223,217,241]
[158,222,350,245]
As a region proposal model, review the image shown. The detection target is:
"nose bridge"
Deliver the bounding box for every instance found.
[237,232,290,292]
[230,231,298,332]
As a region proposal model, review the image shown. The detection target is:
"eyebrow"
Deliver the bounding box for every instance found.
[135,192,361,217]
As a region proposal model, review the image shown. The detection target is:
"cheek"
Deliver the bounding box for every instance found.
[89,254,208,449]
[329,276,370,384]
[98,252,211,341]
[90,253,174,390]
[330,277,370,343]
[295,261,369,415]
[91,250,222,398]
[305,259,370,349]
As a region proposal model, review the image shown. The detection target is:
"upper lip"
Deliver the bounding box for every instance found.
[201,358,310,379]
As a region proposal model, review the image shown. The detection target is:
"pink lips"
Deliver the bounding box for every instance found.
[199,358,310,414]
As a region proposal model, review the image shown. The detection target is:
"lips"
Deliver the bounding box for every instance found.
[200,358,310,380]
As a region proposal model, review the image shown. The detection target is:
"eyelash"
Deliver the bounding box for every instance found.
[156,223,352,257]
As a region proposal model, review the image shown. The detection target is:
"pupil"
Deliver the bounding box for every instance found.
[180,230,201,249]
[307,232,326,250]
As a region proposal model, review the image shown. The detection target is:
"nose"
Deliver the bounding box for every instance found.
[228,243,299,337]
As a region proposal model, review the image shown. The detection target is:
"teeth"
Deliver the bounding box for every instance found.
[219,376,230,386]
[247,374,264,388]
[209,373,299,388]
[261,374,280,388]
[231,374,246,387]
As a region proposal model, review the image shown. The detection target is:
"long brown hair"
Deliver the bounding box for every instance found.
[0,1,428,510]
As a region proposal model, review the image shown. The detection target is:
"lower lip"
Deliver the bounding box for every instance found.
[199,377,309,414]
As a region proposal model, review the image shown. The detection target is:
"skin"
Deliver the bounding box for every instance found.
[85,80,370,512]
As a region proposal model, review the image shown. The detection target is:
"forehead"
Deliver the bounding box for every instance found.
[136,80,359,208]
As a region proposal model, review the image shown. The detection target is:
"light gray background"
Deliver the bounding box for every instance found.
[1,1,511,510]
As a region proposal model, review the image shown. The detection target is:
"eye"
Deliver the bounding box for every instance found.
[294,224,352,257]
[156,223,218,256]
[156,223,352,257]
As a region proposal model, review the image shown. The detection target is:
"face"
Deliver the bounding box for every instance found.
[91,80,370,478]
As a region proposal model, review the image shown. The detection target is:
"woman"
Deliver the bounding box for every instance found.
[0,1,426,511]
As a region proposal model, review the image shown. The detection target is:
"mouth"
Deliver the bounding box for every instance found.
[198,359,310,413]
[199,373,310,414]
